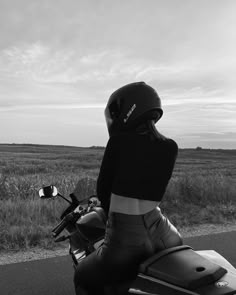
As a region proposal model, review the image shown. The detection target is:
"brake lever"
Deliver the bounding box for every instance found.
[54,235,71,242]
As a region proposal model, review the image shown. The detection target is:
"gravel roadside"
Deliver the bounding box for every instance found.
[1,223,236,266]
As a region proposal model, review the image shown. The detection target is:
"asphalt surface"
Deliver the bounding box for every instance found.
[1,231,236,295]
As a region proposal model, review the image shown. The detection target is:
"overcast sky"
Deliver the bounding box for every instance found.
[0,0,235,148]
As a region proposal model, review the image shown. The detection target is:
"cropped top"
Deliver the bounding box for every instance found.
[96,132,178,214]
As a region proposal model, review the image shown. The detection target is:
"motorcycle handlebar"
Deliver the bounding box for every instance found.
[52,218,69,237]
[52,212,80,237]
[51,198,99,238]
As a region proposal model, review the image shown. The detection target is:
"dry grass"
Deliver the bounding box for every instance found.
[162,172,236,226]
[0,144,235,251]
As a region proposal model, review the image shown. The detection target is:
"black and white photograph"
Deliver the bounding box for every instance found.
[0,0,235,294]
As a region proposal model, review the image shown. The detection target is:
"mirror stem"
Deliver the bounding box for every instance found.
[57,193,72,204]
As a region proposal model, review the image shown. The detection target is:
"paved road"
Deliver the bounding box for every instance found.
[1,231,236,295]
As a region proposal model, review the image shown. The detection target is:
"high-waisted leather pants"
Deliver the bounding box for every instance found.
[74,207,183,295]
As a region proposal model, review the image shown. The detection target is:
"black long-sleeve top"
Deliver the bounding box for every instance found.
[96,132,178,214]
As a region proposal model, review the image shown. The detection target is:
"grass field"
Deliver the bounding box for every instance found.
[0,143,236,251]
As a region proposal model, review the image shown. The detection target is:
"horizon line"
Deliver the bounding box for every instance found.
[0,142,235,151]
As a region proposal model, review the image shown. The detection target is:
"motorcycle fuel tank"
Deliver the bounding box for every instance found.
[76,209,106,242]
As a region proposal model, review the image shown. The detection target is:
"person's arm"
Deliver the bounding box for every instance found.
[96,137,116,216]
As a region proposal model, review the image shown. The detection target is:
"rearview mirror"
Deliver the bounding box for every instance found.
[39,185,58,199]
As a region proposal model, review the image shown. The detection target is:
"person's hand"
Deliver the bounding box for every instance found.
[88,195,101,207]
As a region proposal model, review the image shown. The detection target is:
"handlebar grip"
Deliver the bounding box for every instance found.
[52,211,81,237]
[52,218,68,237]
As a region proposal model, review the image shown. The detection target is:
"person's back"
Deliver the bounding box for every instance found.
[98,130,178,214]
[74,82,183,295]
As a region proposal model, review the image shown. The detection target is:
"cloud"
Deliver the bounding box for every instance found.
[0,103,105,112]
[1,41,235,88]
[3,42,48,65]
[80,50,124,65]
[0,40,235,123]
[1,42,74,82]
[0,44,134,84]
[183,131,236,143]
[0,1,235,148]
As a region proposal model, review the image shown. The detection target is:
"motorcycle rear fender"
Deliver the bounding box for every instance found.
[197,250,236,274]
[129,274,199,295]
[195,250,236,295]
[139,245,227,291]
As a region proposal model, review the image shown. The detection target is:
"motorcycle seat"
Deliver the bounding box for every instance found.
[139,245,227,290]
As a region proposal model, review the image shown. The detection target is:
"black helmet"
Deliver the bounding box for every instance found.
[104,82,163,135]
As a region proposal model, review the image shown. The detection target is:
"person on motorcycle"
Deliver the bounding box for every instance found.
[74,81,183,295]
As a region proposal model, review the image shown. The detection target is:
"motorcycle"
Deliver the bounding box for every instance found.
[39,185,236,295]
